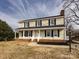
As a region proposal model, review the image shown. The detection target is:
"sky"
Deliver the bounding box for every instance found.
[0,0,63,30]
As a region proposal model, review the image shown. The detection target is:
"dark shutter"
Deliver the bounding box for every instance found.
[49,19,50,26]
[45,30,46,37]
[28,21,29,27]
[22,31,23,36]
[54,18,56,25]
[40,20,42,26]
[31,31,32,37]
[36,21,37,27]
[58,30,59,37]
[51,30,53,37]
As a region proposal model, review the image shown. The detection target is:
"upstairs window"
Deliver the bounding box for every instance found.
[29,21,36,27]
[42,20,49,26]
[50,18,55,26]
[37,20,40,27]
[19,23,24,28]
[24,22,28,28]
[56,18,64,25]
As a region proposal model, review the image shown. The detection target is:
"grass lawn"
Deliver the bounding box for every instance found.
[0,41,79,59]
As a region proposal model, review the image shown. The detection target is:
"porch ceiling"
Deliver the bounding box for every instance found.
[17,27,65,31]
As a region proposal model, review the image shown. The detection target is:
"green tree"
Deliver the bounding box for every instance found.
[0,19,14,41]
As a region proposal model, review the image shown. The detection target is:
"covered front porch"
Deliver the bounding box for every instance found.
[15,28,66,42]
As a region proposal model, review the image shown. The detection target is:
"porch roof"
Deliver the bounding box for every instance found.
[16,26,65,31]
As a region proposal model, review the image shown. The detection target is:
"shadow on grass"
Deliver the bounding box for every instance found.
[0,39,15,42]
[37,42,68,46]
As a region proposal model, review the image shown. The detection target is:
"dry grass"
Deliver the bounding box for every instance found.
[0,41,79,59]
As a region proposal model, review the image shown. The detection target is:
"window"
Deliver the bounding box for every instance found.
[42,20,49,26]
[25,31,28,37]
[24,31,32,37]
[28,31,32,37]
[29,21,36,27]
[37,20,40,27]
[34,31,39,37]
[24,22,28,28]
[56,18,64,25]
[40,30,45,37]
[53,30,59,37]
[50,18,55,26]
[46,30,50,37]
[19,23,24,28]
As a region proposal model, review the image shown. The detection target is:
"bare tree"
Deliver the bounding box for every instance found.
[63,0,79,52]
[64,0,79,29]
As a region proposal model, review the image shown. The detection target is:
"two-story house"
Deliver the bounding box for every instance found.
[15,10,68,43]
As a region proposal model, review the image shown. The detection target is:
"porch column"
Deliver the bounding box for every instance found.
[31,30,34,41]
[64,28,66,40]
[23,30,25,38]
[19,31,21,39]
[37,30,40,42]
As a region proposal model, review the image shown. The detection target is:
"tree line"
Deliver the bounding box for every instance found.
[0,19,14,41]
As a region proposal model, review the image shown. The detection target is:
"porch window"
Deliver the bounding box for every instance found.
[25,31,28,37]
[46,30,50,37]
[34,31,39,37]
[28,31,32,37]
[40,30,45,37]
[53,30,59,37]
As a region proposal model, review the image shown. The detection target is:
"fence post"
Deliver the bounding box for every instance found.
[69,29,72,52]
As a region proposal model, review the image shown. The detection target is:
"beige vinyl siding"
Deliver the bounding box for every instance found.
[56,18,64,25]
[59,29,64,38]
[42,20,49,26]
[19,23,24,28]
[29,21,36,27]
